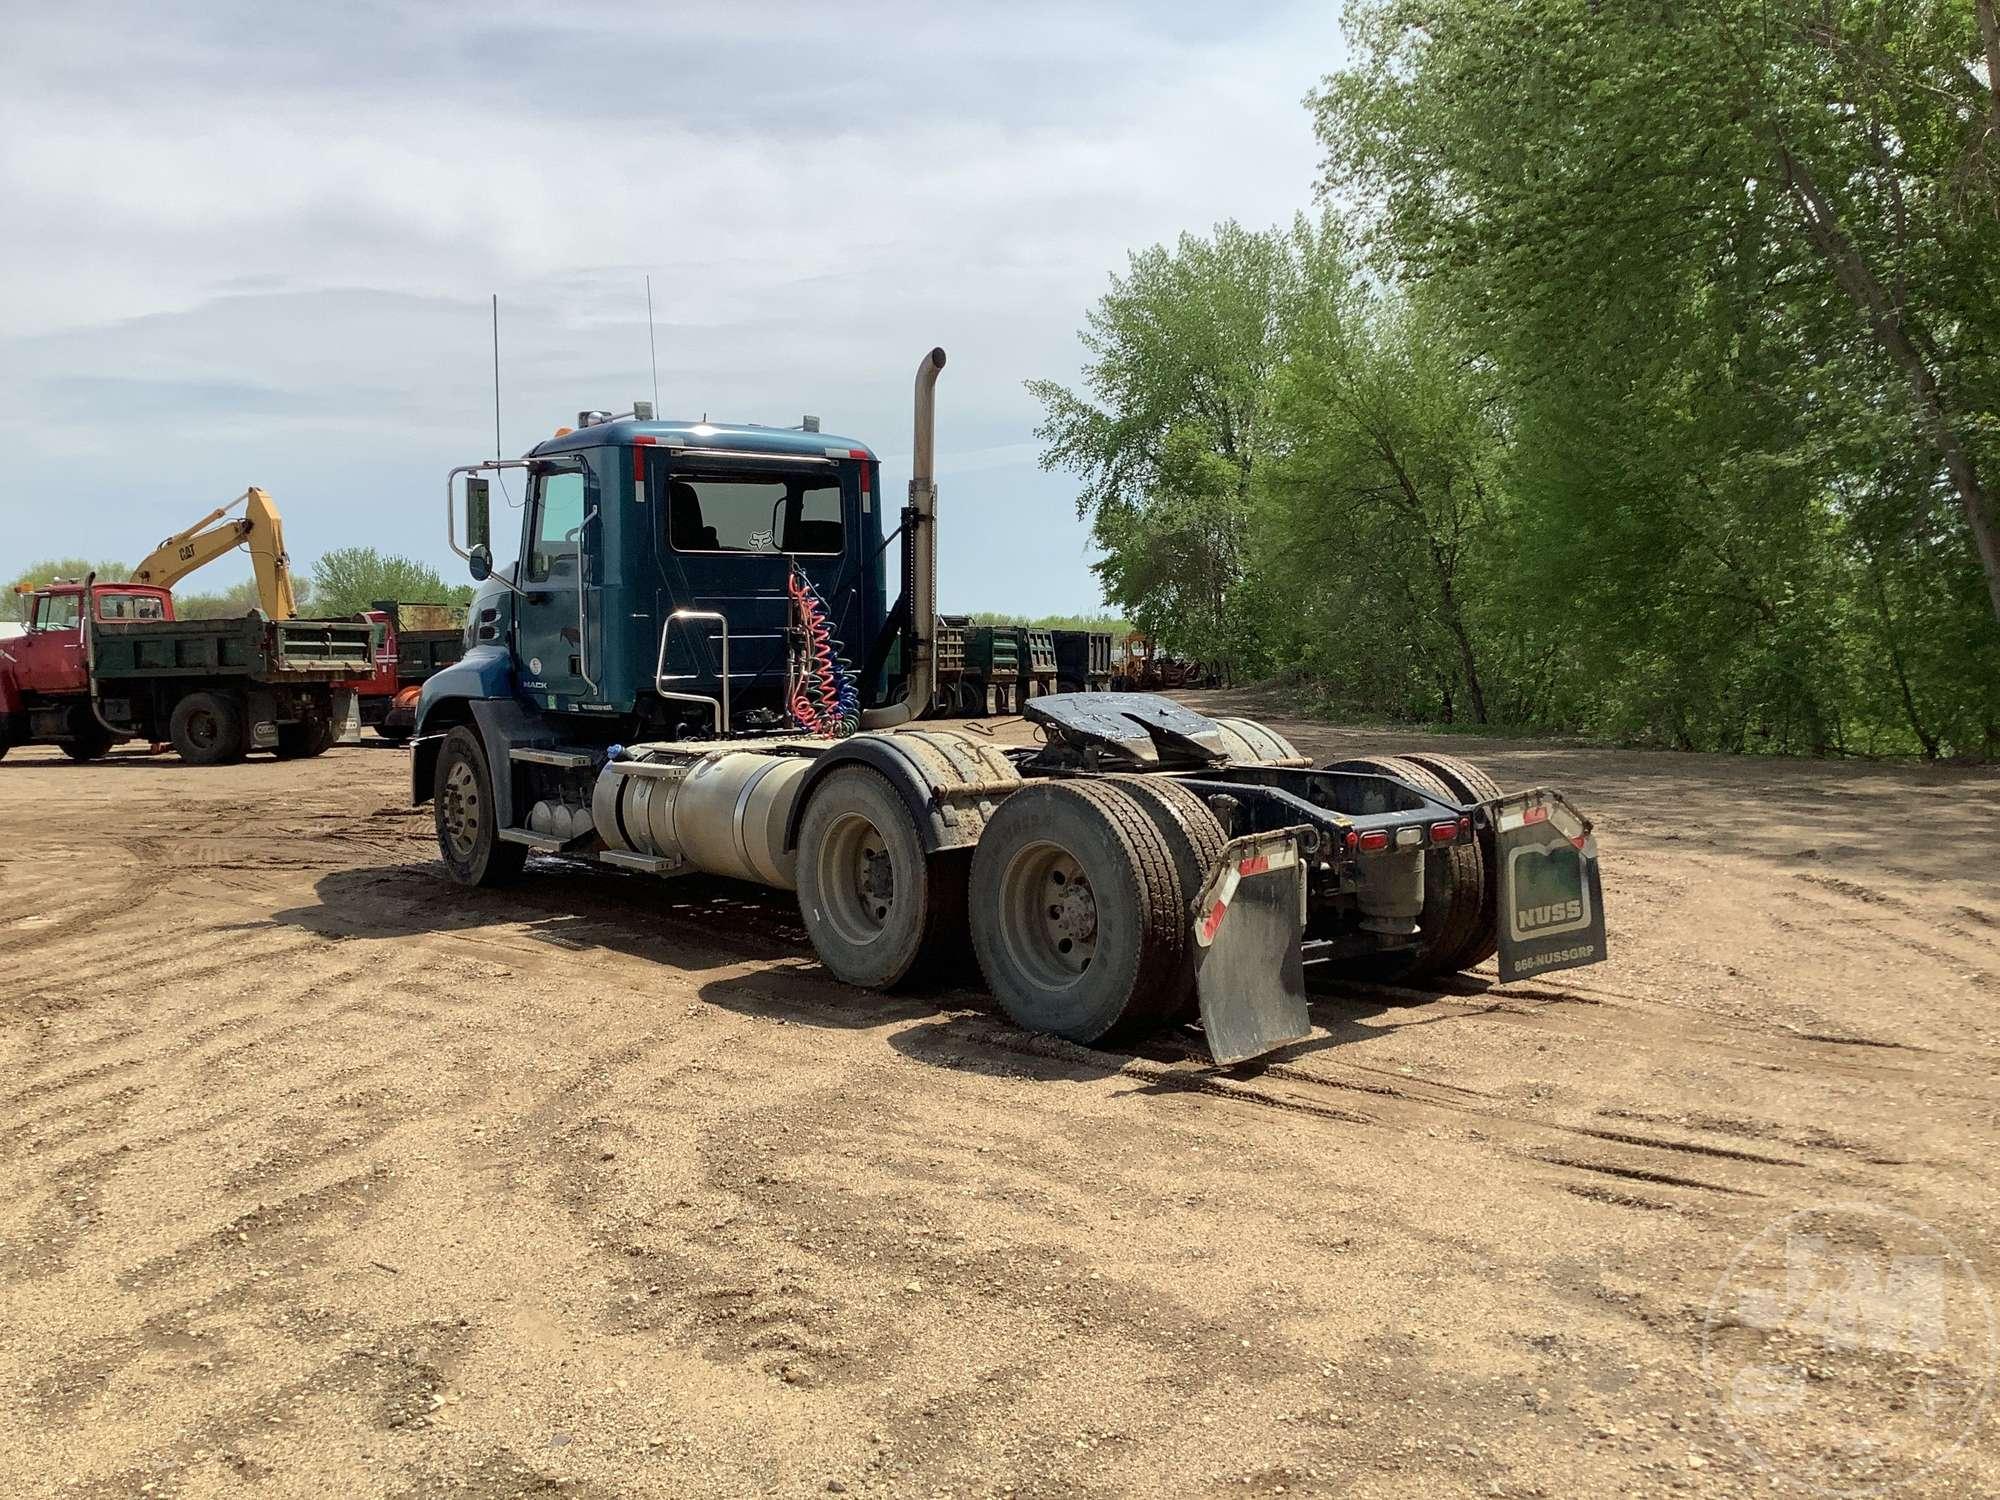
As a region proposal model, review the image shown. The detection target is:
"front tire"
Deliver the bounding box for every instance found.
[796,766,967,990]
[61,707,115,763]
[169,691,246,766]
[433,725,527,886]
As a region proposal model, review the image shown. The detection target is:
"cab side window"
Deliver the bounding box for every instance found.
[527,470,587,584]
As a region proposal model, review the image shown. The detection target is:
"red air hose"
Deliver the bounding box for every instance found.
[788,567,858,737]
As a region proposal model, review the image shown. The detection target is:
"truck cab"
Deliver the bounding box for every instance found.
[419,411,903,751]
[347,608,400,705]
[1,584,175,757]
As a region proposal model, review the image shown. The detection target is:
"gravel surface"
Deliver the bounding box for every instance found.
[2,693,1996,1498]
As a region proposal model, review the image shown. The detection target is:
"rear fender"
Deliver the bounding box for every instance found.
[783,729,1020,854]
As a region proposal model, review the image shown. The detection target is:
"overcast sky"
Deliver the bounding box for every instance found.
[0,1,1346,615]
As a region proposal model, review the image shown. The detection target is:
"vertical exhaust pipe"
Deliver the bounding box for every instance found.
[861,345,945,729]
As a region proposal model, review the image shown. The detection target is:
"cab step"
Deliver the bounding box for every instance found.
[510,747,598,769]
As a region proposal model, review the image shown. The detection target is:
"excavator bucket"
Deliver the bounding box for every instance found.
[1189,827,1314,1065]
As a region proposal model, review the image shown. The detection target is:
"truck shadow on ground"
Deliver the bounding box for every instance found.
[267,858,1457,1085]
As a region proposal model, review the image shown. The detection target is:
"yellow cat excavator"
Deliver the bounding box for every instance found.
[130,486,298,617]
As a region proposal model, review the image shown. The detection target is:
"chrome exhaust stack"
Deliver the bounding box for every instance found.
[861,345,945,729]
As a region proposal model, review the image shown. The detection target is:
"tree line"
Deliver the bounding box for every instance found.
[6,548,472,622]
[1033,1,2000,759]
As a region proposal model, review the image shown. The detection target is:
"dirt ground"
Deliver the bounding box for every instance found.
[3,691,1997,1499]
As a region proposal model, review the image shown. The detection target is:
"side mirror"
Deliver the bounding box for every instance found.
[465,477,491,554]
[468,544,493,581]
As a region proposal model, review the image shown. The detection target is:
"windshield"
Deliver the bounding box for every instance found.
[666,470,844,555]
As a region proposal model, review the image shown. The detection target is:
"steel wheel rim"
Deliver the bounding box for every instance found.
[188,710,218,750]
[999,839,1095,991]
[816,809,894,945]
[442,758,482,859]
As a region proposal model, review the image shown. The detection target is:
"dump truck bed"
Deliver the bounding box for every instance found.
[394,629,465,685]
[92,615,374,681]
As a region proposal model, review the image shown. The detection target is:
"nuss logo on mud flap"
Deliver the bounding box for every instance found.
[1494,793,1607,979]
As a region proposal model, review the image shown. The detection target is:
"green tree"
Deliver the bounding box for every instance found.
[1318,0,2000,625]
[308,548,470,618]
[966,611,1131,634]
[1314,0,2000,754]
[1028,220,1326,675]
[1262,286,1509,722]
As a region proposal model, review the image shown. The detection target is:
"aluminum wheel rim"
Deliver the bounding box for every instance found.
[442,758,482,859]
[999,840,1095,991]
[816,810,894,946]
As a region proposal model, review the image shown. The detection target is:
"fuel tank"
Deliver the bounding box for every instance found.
[593,745,814,889]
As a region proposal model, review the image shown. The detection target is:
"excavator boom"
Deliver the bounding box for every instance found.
[129,487,298,619]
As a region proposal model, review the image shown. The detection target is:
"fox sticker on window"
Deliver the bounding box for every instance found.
[1493,793,1607,980]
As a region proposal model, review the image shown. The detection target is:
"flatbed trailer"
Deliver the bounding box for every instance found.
[410,349,1607,1064]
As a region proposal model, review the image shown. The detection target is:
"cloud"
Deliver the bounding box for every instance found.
[0,1,1346,615]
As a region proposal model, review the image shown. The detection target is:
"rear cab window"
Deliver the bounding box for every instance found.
[664,469,846,555]
[96,593,165,622]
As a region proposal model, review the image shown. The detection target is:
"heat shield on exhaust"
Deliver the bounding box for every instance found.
[1492,791,1607,981]
[1190,828,1314,1065]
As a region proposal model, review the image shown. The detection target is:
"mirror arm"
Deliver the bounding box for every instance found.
[446,460,536,597]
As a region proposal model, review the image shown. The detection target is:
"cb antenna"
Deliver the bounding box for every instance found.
[645,275,660,413]
[490,292,503,460]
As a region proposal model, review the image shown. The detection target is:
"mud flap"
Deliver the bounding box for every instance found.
[1191,828,1314,1065]
[1493,792,1607,981]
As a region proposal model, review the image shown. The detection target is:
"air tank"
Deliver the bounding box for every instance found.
[592,747,813,889]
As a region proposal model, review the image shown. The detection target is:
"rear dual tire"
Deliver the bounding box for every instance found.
[1398,752,1504,969]
[169,691,246,767]
[795,769,1228,1049]
[1325,753,1499,981]
[274,700,338,760]
[967,780,1201,1046]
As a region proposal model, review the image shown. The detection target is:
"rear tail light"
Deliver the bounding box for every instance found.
[1357,830,1390,853]
[1430,821,1459,844]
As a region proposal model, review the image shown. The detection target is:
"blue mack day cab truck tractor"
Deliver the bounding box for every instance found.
[412,348,1607,1064]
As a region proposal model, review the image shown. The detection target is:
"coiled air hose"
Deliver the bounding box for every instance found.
[787,565,859,738]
